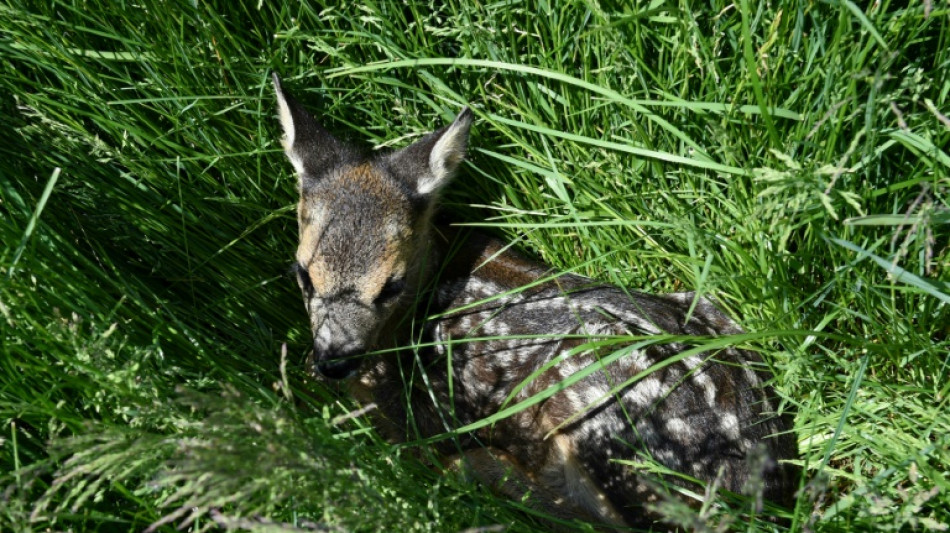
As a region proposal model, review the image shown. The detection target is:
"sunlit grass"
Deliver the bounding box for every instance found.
[1,1,948,531]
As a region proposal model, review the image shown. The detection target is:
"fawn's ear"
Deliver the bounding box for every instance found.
[389,107,473,197]
[273,73,347,181]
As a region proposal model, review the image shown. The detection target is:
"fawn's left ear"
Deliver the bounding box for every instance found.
[389,107,473,197]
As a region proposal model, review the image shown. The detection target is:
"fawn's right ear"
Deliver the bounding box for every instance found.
[273,73,346,181]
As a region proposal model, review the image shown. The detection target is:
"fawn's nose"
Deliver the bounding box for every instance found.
[313,349,362,380]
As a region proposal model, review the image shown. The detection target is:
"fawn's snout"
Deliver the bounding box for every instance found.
[293,262,387,379]
[296,283,377,380]
[311,347,363,380]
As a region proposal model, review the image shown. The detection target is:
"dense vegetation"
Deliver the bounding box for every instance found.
[1,1,947,531]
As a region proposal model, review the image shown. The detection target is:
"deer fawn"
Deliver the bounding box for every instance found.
[274,75,798,528]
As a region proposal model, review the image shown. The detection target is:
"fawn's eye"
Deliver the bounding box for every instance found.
[375,277,406,305]
[294,263,313,295]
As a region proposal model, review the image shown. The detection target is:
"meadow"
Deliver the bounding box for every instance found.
[1,1,948,531]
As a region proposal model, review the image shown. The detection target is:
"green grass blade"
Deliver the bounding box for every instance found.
[831,237,950,304]
[5,167,61,279]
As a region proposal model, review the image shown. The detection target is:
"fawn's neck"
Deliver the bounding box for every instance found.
[372,224,563,363]
[356,225,557,444]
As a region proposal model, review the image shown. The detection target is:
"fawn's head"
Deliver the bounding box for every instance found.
[274,75,472,379]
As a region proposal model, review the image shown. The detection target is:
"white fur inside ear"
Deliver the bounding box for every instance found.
[420,120,469,195]
[275,91,304,175]
[276,91,295,148]
[286,149,305,176]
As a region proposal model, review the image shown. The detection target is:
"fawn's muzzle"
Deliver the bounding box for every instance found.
[313,349,363,380]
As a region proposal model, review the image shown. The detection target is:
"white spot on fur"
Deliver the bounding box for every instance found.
[578,301,661,335]
[743,365,763,388]
[652,447,680,468]
[617,349,651,373]
[668,292,693,304]
[486,319,511,337]
[666,418,690,440]
[299,202,326,233]
[693,373,718,407]
[315,317,333,350]
[433,322,446,355]
[682,355,702,371]
[384,217,404,239]
[740,364,775,412]
[624,376,666,407]
[459,277,502,304]
[563,378,609,413]
[719,413,740,440]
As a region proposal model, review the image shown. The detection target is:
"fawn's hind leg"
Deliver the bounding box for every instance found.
[446,445,626,528]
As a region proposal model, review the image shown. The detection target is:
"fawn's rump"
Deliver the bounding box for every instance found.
[565,360,798,525]
[430,254,799,525]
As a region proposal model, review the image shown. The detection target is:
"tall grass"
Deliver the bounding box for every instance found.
[1,0,948,531]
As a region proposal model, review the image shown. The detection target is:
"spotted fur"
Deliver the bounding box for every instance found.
[274,75,798,528]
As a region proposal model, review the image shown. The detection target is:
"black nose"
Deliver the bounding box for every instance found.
[314,352,362,380]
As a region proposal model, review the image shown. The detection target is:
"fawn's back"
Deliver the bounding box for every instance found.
[274,76,798,528]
